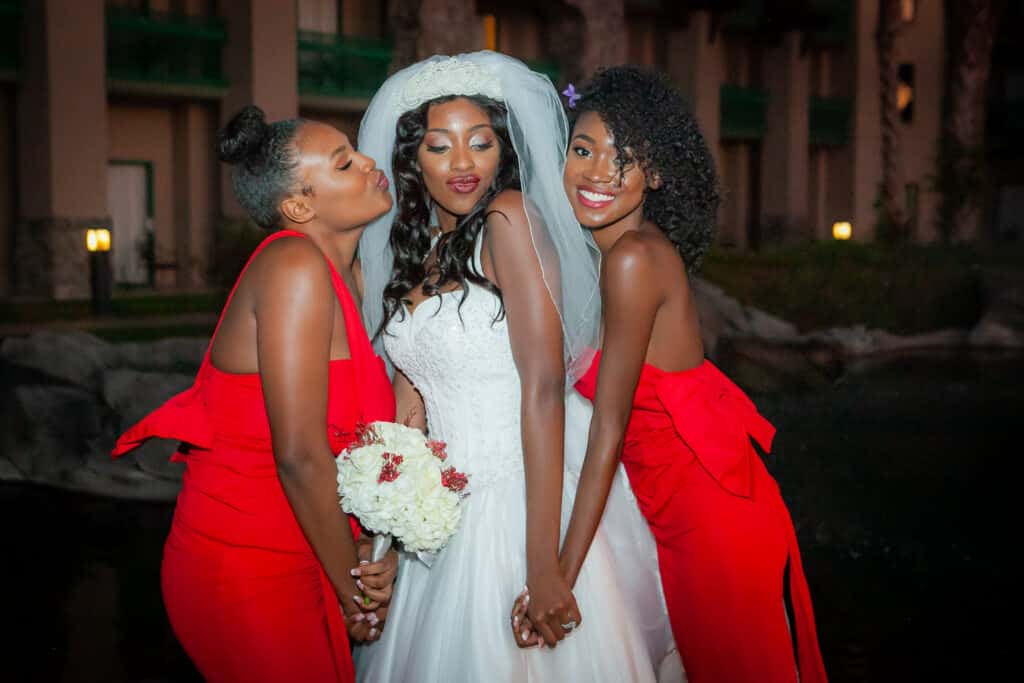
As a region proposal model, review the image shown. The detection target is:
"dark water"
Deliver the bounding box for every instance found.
[1,350,1019,682]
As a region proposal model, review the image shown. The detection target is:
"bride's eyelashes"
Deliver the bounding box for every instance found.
[425,143,449,154]
[571,145,591,158]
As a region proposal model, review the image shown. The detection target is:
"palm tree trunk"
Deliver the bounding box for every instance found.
[875,0,904,240]
[565,0,626,78]
[938,0,1005,241]
[417,0,481,60]
[387,0,421,75]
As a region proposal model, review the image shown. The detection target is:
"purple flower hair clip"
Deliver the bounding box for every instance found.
[562,83,580,109]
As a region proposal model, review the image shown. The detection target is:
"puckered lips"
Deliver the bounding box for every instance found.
[447,174,481,194]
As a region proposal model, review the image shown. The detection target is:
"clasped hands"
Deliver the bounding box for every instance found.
[510,570,583,649]
[343,535,398,644]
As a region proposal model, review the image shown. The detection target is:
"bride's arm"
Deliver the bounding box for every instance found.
[559,237,661,588]
[484,192,580,648]
[393,369,426,431]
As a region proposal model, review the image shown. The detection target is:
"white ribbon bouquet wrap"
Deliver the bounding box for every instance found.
[337,421,469,565]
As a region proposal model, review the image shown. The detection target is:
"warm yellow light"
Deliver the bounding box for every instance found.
[832,221,852,241]
[86,228,111,252]
[482,14,497,52]
[896,83,913,111]
[900,0,916,22]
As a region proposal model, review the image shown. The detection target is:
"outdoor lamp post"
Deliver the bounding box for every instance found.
[832,221,852,241]
[86,228,112,315]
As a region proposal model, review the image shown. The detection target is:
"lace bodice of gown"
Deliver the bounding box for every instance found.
[382,239,523,492]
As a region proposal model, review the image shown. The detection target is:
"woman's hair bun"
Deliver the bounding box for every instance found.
[217,105,269,164]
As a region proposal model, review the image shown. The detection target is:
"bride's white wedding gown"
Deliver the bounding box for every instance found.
[354,239,676,682]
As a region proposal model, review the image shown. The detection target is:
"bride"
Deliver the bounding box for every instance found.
[353,52,674,682]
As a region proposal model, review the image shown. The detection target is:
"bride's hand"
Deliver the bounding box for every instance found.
[510,589,542,648]
[525,572,582,647]
[353,538,399,609]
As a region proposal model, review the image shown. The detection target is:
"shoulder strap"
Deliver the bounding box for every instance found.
[322,259,376,369]
[200,229,308,369]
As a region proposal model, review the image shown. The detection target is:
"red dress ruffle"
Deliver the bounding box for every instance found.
[577,353,827,683]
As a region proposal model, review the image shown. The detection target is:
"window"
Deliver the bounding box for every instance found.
[897,63,915,123]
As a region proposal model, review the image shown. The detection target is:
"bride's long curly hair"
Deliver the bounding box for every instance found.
[380,94,520,333]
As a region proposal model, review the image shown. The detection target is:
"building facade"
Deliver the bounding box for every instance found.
[0,0,1005,301]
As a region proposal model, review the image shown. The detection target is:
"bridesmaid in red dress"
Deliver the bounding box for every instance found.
[111,106,398,683]
[557,68,829,682]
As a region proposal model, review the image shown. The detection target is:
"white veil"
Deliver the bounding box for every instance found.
[357,51,601,382]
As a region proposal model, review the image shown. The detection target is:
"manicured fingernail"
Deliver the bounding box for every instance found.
[350,568,361,576]
[352,595,364,606]
[369,613,379,625]
[356,580,365,590]
[513,616,519,627]
[523,594,530,605]
[352,613,365,622]
[521,629,530,640]
[369,628,378,637]
[360,560,370,565]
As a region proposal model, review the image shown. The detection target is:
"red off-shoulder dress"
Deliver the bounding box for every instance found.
[576,353,827,683]
[111,230,395,683]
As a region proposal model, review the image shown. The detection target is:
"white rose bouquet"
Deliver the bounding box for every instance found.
[337,421,469,566]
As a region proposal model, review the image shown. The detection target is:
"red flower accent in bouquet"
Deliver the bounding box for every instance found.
[427,439,448,461]
[378,452,404,484]
[441,466,468,493]
[355,421,383,447]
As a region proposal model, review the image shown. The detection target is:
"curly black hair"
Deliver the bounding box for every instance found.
[570,66,719,272]
[381,95,520,333]
[217,105,307,229]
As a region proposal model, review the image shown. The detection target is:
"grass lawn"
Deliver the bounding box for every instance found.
[701,241,1024,334]
[0,291,222,325]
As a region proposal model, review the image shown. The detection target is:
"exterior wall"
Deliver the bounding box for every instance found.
[299,109,363,141]
[15,0,108,299]
[893,0,944,240]
[760,32,810,240]
[172,102,219,289]
[108,103,177,288]
[850,0,883,242]
[341,0,385,38]
[0,87,15,297]
[0,0,974,301]
[497,10,543,60]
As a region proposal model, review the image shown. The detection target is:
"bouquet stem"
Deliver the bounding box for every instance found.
[371,533,393,562]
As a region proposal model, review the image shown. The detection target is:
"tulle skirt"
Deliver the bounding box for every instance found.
[353,393,664,682]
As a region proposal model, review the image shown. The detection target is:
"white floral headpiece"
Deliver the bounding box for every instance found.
[396,56,504,113]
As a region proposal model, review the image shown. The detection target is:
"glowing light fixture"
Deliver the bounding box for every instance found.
[86,228,111,252]
[832,221,852,241]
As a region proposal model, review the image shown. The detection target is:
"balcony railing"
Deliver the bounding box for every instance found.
[808,0,853,47]
[809,95,853,147]
[297,31,392,100]
[0,1,22,72]
[720,84,769,142]
[723,0,851,46]
[106,5,227,89]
